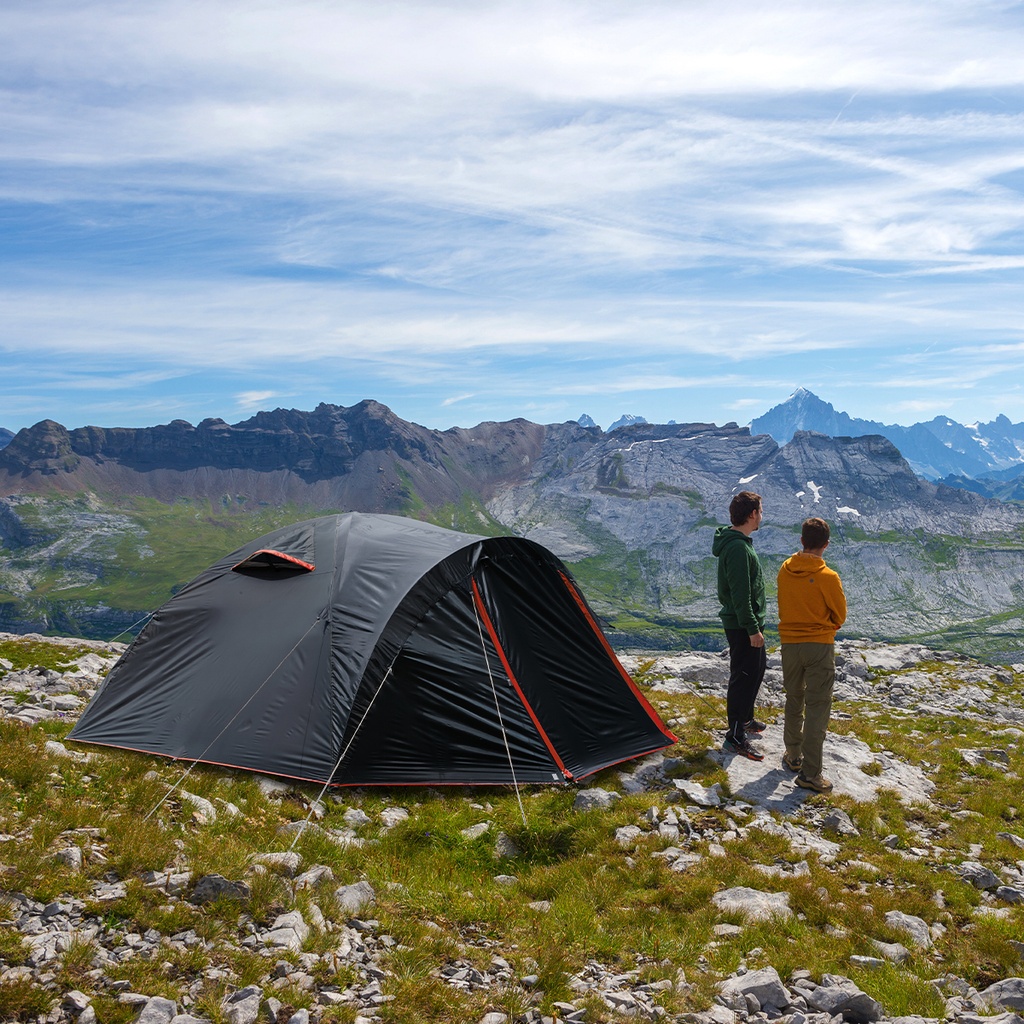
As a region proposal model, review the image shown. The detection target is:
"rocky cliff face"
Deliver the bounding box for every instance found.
[0,401,558,512]
[489,424,1024,658]
[1,405,1023,659]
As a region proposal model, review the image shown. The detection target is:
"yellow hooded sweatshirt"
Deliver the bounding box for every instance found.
[777,552,847,644]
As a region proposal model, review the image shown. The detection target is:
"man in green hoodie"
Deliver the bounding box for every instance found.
[712,490,767,760]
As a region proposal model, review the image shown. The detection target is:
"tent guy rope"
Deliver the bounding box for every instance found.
[471,576,529,828]
[286,658,399,852]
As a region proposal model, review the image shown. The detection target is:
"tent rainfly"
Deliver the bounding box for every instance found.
[69,513,677,786]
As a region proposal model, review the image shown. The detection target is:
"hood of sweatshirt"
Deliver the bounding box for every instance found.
[779,552,827,578]
[712,526,751,557]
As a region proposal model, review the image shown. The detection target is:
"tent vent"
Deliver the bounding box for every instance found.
[232,549,315,573]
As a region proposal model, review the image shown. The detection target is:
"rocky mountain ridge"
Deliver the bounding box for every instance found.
[1,402,1023,661]
[0,402,564,510]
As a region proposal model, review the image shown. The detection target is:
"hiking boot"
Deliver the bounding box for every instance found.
[723,737,765,761]
[744,717,766,734]
[782,752,803,772]
[795,773,833,793]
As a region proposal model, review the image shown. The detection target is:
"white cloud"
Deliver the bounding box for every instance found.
[235,391,279,411]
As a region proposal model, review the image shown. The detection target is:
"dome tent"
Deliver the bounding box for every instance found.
[69,513,677,786]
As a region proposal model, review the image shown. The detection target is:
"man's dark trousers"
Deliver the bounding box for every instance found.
[724,627,766,742]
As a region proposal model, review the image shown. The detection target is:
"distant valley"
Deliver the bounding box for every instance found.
[1,396,1023,663]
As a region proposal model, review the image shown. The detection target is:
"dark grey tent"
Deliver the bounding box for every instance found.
[69,513,676,786]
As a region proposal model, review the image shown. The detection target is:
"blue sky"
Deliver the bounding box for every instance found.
[3,1,1024,435]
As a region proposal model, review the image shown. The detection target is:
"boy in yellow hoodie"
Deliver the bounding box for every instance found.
[777,517,847,793]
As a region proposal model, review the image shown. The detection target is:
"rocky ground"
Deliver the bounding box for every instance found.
[1,634,1023,1024]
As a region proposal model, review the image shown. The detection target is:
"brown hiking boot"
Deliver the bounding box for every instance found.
[782,752,802,772]
[795,773,833,793]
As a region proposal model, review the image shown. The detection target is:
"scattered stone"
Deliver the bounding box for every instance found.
[674,779,723,807]
[573,788,620,811]
[62,990,92,1013]
[379,807,409,828]
[995,885,1024,904]
[850,955,886,969]
[957,861,1002,890]
[711,887,793,922]
[137,997,179,1024]
[263,911,309,951]
[976,977,1024,1012]
[885,910,933,948]
[822,807,860,836]
[251,852,301,876]
[960,748,1010,768]
[178,790,217,823]
[805,973,885,1021]
[871,940,912,963]
[54,846,84,871]
[221,986,263,1024]
[294,864,334,889]
[336,808,367,829]
[493,832,520,858]
[615,825,644,847]
[254,776,293,798]
[334,881,375,915]
[189,874,251,905]
[718,966,789,1012]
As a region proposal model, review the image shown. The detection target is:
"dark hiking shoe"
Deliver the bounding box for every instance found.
[782,752,803,772]
[723,737,765,761]
[795,773,833,793]
[744,718,766,734]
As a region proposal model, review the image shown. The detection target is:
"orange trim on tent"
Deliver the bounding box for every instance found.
[557,571,679,745]
[232,549,315,572]
[471,576,573,780]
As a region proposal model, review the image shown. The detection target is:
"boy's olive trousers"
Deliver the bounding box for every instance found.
[781,642,835,780]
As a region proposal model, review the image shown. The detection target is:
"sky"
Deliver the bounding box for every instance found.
[3,1,1024,435]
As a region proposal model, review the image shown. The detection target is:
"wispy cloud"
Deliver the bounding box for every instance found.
[235,391,279,411]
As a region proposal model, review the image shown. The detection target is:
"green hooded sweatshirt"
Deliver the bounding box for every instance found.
[712,525,766,635]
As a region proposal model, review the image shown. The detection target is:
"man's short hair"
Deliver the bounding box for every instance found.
[802,517,830,549]
[729,491,761,526]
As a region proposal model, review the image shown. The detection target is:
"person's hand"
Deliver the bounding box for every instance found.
[749,632,765,648]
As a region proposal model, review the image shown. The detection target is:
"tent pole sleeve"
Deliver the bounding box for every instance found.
[471,576,573,781]
[557,571,679,744]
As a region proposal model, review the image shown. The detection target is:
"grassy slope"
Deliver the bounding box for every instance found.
[0,638,1022,1022]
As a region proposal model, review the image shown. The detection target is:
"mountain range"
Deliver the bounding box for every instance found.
[2,399,1024,664]
[572,389,1024,492]
[749,388,1024,488]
